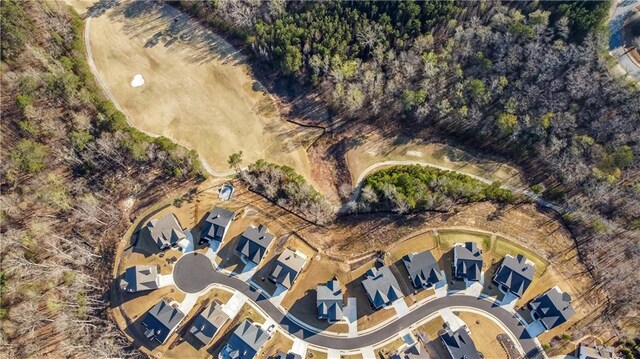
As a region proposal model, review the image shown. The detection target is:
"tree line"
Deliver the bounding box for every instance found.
[0,1,204,357]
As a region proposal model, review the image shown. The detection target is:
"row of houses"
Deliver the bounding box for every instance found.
[316,242,575,336]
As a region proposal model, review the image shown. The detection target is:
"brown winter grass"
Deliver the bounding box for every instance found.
[374,337,406,358]
[83,1,321,178]
[259,331,294,358]
[457,312,508,359]
[345,132,525,187]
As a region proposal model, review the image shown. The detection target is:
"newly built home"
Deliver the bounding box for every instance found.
[362,265,404,310]
[220,319,269,359]
[188,301,229,347]
[200,206,234,244]
[268,248,307,289]
[272,352,303,359]
[316,279,344,322]
[120,265,158,293]
[493,254,536,297]
[235,224,275,265]
[576,344,619,359]
[144,213,186,250]
[403,250,444,289]
[440,326,481,359]
[141,299,185,344]
[529,286,575,331]
[453,242,483,282]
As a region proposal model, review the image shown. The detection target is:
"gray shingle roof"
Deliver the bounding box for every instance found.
[403,250,444,289]
[145,213,186,250]
[362,266,404,309]
[269,249,306,289]
[120,265,158,293]
[188,301,229,346]
[222,319,269,359]
[390,342,430,359]
[317,279,344,322]
[235,224,274,264]
[454,242,483,281]
[201,207,234,242]
[272,352,303,359]
[494,254,535,297]
[529,286,575,330]
[141,299,185,344]
[577,344,618,359]
[440,326,481,359]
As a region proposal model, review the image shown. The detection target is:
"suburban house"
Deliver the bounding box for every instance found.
[403,250,444,289]
[316,278,344,322]
[144,213,186,250]
[200,206,234,245]
[188,301,229,347]
[493,254,536,297]
[269,248,307,289]
[220,319,269,359]
[529,286,575,331]
[390,341,430,359]
[272,352,303,359]
[119,265,158,293]
[453,242,483,282]
[440,326,481,359]
[141,299,185,344]
[235,224,275,265]
[576,344,619,359]
[362,265,404,310]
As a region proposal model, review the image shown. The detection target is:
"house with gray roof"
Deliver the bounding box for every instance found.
[269,249,307,289]
[453,242,483,282]
[141,299,185,344]
[200,207,234,244]
[220,319,269,359]
[235,224,275,265]
[144,213,186,250]
[390,341,430,359]
[188,301,229,347]
[493,254,535,297]
[272,352,302,359]
[403,250,444,289]
[120,265,158,293]
[440,326,481,359]
[317,279,344,322]
[529,286,575,331]
[362,265,404,310]
[577,344,619,359]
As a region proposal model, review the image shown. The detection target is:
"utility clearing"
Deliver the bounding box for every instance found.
[81,0,320,177]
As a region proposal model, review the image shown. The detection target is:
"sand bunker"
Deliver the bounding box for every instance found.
[131,74,145,88]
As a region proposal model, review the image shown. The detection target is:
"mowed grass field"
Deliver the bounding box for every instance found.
[345,132,525,187]
[84,1,321,177]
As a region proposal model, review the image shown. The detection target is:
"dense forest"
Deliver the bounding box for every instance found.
[179,0,640,330]
[0,1,203,357]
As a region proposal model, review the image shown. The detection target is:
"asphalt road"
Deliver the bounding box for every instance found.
[175,253,542,358]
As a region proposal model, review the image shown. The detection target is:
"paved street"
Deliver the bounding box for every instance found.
[173,252,543,357]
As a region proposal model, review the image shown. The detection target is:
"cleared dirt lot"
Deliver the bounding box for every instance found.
[84,1,320,177]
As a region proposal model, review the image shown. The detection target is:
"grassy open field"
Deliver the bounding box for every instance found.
[80,0,321,178]
[345,133,525,187]
[457,312,508,359]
